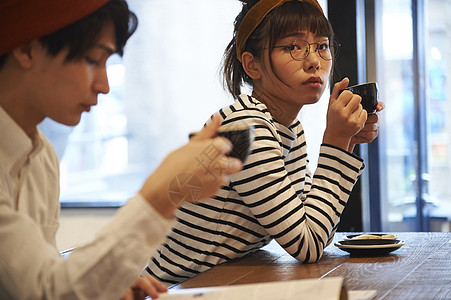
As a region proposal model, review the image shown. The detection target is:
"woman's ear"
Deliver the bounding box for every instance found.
[241,51,262,80]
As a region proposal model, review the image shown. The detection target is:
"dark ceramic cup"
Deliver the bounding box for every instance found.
[346,82,379,113]
[216,126,254,162]
[189,125,254,162]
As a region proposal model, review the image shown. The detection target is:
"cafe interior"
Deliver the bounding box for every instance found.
[42,0,450,298]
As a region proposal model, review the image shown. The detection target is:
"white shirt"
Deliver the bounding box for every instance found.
[0,106,174,299]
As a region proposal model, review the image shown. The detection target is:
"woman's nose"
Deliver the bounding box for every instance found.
[304,52,321,71]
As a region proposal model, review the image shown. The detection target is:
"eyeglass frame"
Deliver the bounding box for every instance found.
[272,39,340,61]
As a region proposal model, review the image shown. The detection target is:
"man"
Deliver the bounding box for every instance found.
[0,0,242,299]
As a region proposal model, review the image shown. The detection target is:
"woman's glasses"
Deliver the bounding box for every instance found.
[273,40,340,61]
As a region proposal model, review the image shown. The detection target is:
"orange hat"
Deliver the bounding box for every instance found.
[236,0,324,62]
[0,0,109,56]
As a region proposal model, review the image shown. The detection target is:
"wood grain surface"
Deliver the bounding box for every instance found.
[170,232,451,299]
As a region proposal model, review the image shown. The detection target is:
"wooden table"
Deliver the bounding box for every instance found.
[170,232,451,299]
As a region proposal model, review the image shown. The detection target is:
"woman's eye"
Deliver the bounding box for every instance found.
[318,43,330,51]
[287,44,298,51]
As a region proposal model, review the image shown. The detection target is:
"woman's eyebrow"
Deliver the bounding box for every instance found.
[280,32,329,41]
[281,32,306,40]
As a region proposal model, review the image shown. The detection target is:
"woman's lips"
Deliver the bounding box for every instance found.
[304,77,323,88]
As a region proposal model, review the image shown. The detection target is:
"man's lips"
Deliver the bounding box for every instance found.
[80,104,95,112]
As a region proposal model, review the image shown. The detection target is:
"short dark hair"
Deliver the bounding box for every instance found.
[222,0,335,99]
[0,0,137,69]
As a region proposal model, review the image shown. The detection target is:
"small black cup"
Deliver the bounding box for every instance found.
[189,126,254,162]
[216,126,254,162]
[346,82,379,113]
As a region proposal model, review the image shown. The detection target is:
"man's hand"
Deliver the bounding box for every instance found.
[139,114,243,218]
[121,275,167,300]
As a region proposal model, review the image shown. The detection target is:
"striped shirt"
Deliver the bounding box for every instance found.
[145,94,364,285]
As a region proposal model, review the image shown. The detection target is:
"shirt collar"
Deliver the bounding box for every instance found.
[0,105,43,176]
[244,94,299,139]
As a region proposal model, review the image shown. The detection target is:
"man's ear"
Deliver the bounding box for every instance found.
[11,41,37,69]
[241,51,262,80]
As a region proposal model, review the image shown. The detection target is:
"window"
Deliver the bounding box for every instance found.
[375,0,451,231]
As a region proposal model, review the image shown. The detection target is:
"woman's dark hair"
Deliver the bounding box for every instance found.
[0,0,137,68]
[222,0,336,99]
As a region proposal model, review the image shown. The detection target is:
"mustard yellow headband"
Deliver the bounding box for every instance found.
[235,0,324,62]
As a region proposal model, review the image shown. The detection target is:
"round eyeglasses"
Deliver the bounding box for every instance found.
[273,39,340,61]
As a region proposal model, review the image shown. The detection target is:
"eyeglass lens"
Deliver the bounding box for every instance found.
[291,40,333,61]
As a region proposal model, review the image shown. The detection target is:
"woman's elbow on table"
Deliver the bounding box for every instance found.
[288,246,325,264]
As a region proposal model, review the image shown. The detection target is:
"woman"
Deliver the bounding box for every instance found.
[145,0,383,285]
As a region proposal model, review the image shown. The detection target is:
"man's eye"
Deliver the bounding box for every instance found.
[85,56,100,66]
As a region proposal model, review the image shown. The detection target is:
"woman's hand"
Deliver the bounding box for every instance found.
[323,77,367,151]
[121,275,167,300]
[139,114,243,218]
[347,101,384,152]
